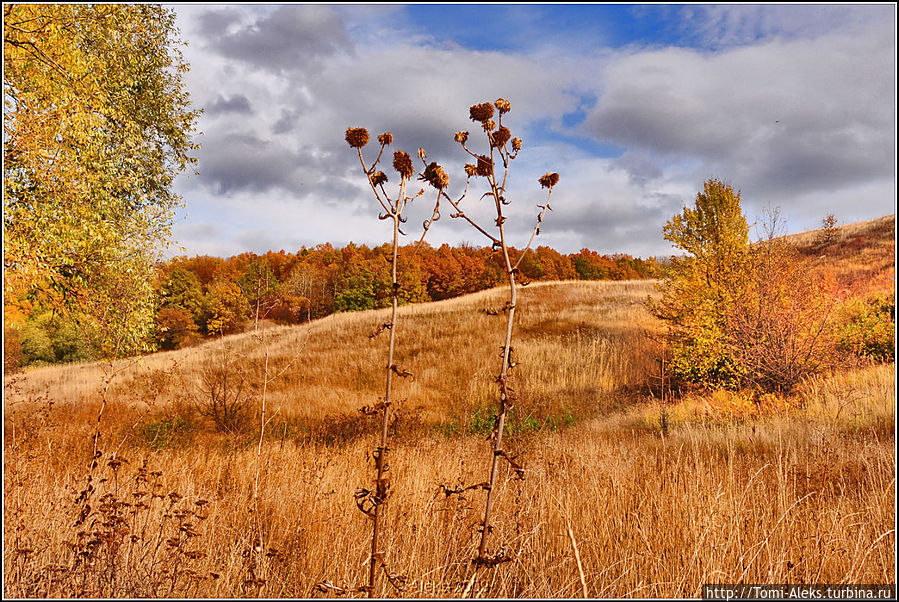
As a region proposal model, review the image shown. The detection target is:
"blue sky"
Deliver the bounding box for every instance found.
[169,3,896,258]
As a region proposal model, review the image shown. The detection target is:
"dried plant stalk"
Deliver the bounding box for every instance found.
[446,99,559,585]
[346,129,438,597]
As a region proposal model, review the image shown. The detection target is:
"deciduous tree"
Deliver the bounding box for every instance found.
[654,179,750,388]
[4,4,199,356]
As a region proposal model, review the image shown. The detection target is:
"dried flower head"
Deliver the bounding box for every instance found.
[393,150,414,179]
[482,119,496,132]
[490,126,511,148]
[418,147,427,161]
[345,127,369,148]
[539,172,560,188]
[469,102,494,123]
[420,161,449,190]
[464,163,479,177]
[494,98,511,114]
[476,155,494,177]
[511,137,522,152]
[454,131,469,145]
[369,171,388,187]
[377,132,393,146]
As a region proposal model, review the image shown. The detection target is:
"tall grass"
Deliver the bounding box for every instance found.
[4,281,895,597]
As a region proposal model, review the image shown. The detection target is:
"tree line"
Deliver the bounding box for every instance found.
[5,243,662,367]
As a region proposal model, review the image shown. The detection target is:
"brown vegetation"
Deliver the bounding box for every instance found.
[4,279,895,597]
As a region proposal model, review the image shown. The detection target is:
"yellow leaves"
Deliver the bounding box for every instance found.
[4,4,200,358]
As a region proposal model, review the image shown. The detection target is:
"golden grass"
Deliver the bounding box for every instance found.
[779,214,895,295]
[4,280,895,597]
[5,280,660,425]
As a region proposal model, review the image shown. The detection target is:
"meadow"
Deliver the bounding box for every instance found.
[4,277,895,597]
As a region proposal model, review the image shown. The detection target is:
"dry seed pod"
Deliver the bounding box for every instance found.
[454,131,469,144]
[491,126,511,148]
[370,171,388,187]
[476,155,494,177]
[469,102,494,123]
[345,127,369,148]
[464,163,478,177]
[494,98,511,114]
[393,150,414,179]
[539,172,560,188]
[420,162,450,190]
[378,132,393,146]
[511,137,522,151]
[483,119,496,132]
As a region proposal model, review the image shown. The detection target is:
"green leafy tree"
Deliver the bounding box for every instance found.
[4,4,199,357]
[836,291,895,363]
[654,179,750,388]
[158,267,205,318]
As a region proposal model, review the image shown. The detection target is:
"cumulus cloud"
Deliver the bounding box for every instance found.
[197,5,352,73]
[169,5,894,259]
[580,24,895,212]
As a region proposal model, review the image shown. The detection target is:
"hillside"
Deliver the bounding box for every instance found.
[6,213,894,418]
[5,280,661,430]
[4,274,894,597]
[782,214,895,294]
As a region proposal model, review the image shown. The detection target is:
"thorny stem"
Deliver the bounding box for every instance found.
[512,191,554,272]
[442,189,500,245]
[475,167,517,565]
[453,105,556,592]
[368,169,408,598]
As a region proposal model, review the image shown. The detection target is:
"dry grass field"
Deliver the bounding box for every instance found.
[4,272,895,598]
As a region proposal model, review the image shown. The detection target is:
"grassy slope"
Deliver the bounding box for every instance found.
[3,218,895,597]
[781,214,895,295]
[5,280,661,429]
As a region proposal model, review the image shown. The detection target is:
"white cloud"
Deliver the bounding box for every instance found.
[581,23,895,213]
[169,5,895,260]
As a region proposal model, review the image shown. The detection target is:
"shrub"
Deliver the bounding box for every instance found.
[4,325,24,373]
[836,291,895,363]
[192,357,255,433]
[726,241,838,393]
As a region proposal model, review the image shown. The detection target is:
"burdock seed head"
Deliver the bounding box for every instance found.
[345,127,369,148]
[494,98,511,114]
[490,126,511,148]
[454,131,469,145]
[378,132,393,146]
[393,150,415,179]
[539,172,560,188]
[476,155,494,177]
[469,102,494,123]
[511,137,522,152]
[370,171,388,187]
[420,161,449,190]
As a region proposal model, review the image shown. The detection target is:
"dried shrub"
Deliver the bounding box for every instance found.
[192,356,255,434]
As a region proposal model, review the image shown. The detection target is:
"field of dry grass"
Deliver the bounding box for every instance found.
[781,214,895,295]
[4,280,896,597]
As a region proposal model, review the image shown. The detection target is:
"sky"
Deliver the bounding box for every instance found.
[168,3,897,259]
